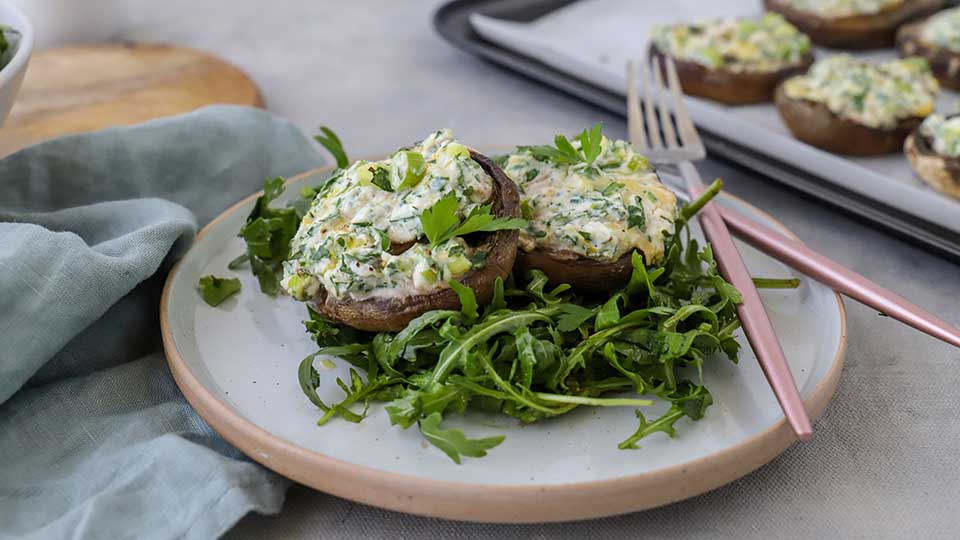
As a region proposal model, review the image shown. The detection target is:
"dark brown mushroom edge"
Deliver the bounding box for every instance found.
[516,247,638,294]
[774,84,922,155]
[764,0,944,49]
[898,18,960,91]
[648,43,814,105]
[904,118,960,200]
[311,150,521,332]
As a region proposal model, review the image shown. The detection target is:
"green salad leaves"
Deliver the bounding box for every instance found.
[198,275,242,306]
[297,189,745,463]
[217,125,801,464]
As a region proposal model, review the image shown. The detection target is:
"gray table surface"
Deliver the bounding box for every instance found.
[110,1,960,537]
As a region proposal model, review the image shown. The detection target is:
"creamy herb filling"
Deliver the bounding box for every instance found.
[920,114,960,158]
[651,14,810,73]
[779,0,902,18]
[783,55,938,129]
[282,129,492,301]
[504,137,677,263]
[921,7,960,53]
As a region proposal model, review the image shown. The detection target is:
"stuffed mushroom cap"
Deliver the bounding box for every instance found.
[282,130,521,331]
[905,113,960,200]
[898,7,960,91]
[648,14,814,105]
[776,55,938,155]
[764,0,944,49]
[501,130,678,292]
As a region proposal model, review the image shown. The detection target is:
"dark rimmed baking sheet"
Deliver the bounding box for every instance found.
[434,0,960,262]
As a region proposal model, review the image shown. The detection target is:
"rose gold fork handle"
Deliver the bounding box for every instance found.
[719,206,960,350]
[684,164,813,441]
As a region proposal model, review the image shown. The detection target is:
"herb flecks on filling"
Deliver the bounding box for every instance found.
[921,7,960,53]
[652,14,810,73]
[783,55,938,129]
[504,132,678,263]
[282,130,493,301]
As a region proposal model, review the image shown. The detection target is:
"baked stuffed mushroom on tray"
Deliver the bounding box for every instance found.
[775,55,939,155]
[905,113,960,199]
[648,14,814,105]
[764,0,943,49]
[898,7,960,91]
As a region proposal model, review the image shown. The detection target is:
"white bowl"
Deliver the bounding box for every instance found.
[0,1,32,127]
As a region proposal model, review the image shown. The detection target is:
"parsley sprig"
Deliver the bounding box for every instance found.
[516,122,604,166]
[419,194,527,247]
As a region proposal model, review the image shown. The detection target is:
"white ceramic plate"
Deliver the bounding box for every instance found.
[161,165,846,522]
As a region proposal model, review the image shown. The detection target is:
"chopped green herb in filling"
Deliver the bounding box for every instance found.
[783,55,938,129]
[920,114,960,158]
[779,0,902,18]
[921,6,960,53]
[503,129,677,263]
[282,130,494,301]
[651,14,810,73]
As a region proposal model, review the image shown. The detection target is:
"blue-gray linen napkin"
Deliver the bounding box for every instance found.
[0,105,325,539]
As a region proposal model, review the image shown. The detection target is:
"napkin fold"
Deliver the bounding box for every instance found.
[0,105,325,539]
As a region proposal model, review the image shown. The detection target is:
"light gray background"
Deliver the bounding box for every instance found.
[76,0,960,537]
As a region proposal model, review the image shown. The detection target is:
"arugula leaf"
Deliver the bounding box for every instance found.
[238,177,300,295]
[448,280,478,323]
[752,277,801,289]
[419,195,526,247]
[418,412,505,464]
[594,294,622,330]
[227,253,249,270]
[556,303,595,332]
[314,126,349,168]
[198,275,241,306]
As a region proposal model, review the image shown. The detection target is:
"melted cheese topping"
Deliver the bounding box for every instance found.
[282,129,492,301]
[921,7,960,53]
[783,55,938,129]
[651,14,811,73]
[920,114,960,158]
[504,137,677,263]
[778,0,902,18]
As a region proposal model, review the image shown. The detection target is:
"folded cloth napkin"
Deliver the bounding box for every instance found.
[0,105,325,539]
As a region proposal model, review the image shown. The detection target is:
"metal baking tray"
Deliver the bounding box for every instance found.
[434,0,960,262]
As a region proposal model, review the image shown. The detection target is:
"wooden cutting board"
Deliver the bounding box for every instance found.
[0,42,264,156]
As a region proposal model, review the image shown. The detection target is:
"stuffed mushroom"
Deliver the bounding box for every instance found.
[282,130,521,332]
[501,130,678,292]
[764,0,943,49]
[905,113,960,200]
[649,14,814,105]
[898,7,960,91]
[776,55,939,155]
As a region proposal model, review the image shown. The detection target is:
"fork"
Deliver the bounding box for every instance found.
[627,57,813,440]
